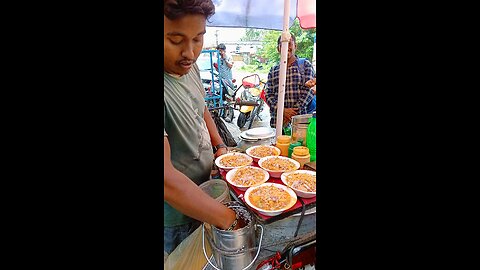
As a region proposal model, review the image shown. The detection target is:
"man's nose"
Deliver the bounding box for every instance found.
[181,42,195,59]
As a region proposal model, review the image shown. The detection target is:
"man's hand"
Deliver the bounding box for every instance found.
[214,147,228,158]
[283,107,299,124]
[305,78,316,88]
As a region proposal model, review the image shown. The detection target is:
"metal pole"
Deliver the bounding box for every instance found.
[275,0,292,138]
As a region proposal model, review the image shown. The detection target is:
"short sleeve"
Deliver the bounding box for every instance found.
[164,103,168,137]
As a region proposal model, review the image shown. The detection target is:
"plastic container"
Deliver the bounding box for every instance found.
[288,141,302,158]
[291,114,312,146]
[275,135,291,157]
[199,179,231,203]
[306,112,316,162]
[283,123,292,136]
[291,146,311,169]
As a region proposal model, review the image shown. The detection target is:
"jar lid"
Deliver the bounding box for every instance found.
[293,146,310,156]
[289,142,302,149]
[277,135,291,144]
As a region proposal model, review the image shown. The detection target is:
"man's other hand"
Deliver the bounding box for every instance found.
[305,78,316,88]
[283,107,299,124]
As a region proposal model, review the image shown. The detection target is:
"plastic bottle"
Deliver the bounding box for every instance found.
[291,146,311,169]
[283,123,292,136]
[276,135,291,157]
[306,112,316,162]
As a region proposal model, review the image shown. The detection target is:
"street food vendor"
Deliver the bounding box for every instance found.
[163,0,240,254]
[265,34,316,128]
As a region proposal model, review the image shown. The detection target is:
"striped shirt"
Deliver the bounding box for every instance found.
[265,56,316,127]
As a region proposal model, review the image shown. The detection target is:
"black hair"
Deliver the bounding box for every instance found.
[216,43,226,50]
[164,0,216,21]
[277,34,296,47]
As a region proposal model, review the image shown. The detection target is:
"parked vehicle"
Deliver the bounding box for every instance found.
[217,74,266,129]
[196,54,220,93]
[235,74,267,129]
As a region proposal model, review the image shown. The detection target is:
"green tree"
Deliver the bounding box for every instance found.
[240,28,265,41]
[258,19,316,69]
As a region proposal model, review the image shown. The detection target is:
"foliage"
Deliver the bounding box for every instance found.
[240,28,265,41]
[237,19,316,73]
[240,64,263,73]
[257,19,316,66]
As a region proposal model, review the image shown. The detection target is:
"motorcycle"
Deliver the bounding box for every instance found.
[209,63,266,129]
[217,74,266,129]
[206,74,266,130]
[235,74,267,129]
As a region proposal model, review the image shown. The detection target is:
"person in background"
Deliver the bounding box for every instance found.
[264,34,316,129]
[305,77,316,95]
[163,0,240,255]
[216,43,235,89]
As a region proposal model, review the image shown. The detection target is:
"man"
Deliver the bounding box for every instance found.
[163,0,239,254]
[216,43,235,89]
[265,34,316,128]
[305,77,316,94]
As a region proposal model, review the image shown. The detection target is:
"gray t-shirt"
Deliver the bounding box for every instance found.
[164,64,214,227]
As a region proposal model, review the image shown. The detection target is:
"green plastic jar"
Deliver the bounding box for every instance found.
[288,141,302,158]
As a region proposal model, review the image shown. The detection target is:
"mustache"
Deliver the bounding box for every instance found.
[178,59,195,65]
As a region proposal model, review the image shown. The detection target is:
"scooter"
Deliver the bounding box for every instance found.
[235,74,267,129]
[209,72,266,129]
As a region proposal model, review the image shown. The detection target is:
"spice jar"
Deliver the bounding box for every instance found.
[291,146,311,169]
[288,141,302,158]
[276,135,291,157]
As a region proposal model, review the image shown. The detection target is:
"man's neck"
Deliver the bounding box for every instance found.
[287,55,297,66]
[166,71,182,78]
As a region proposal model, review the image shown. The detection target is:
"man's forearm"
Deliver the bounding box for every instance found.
[164,168,234,229]
[164,138,235,229]
[297,89,315,113]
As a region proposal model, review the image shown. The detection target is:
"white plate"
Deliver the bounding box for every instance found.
[214,152,253,171]
[244,183,297,216]
[245,145,281,162]
[239,134,262,142]
[258,156,301,178]
[240,130,275,140]
[281,170,316,198]
[225,166,270,191]
[246,127,274,137]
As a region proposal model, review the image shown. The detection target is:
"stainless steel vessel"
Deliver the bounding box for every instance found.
[202,201,264,270]
[291,114,312,145]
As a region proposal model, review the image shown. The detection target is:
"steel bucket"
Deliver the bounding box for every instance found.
[291,114,312,145]
[202,201,264,270]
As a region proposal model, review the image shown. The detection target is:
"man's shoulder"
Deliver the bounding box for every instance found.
[296,57,311,65]
[303,58,313,67]
[192,63,200,73]
[270,64,281,72]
